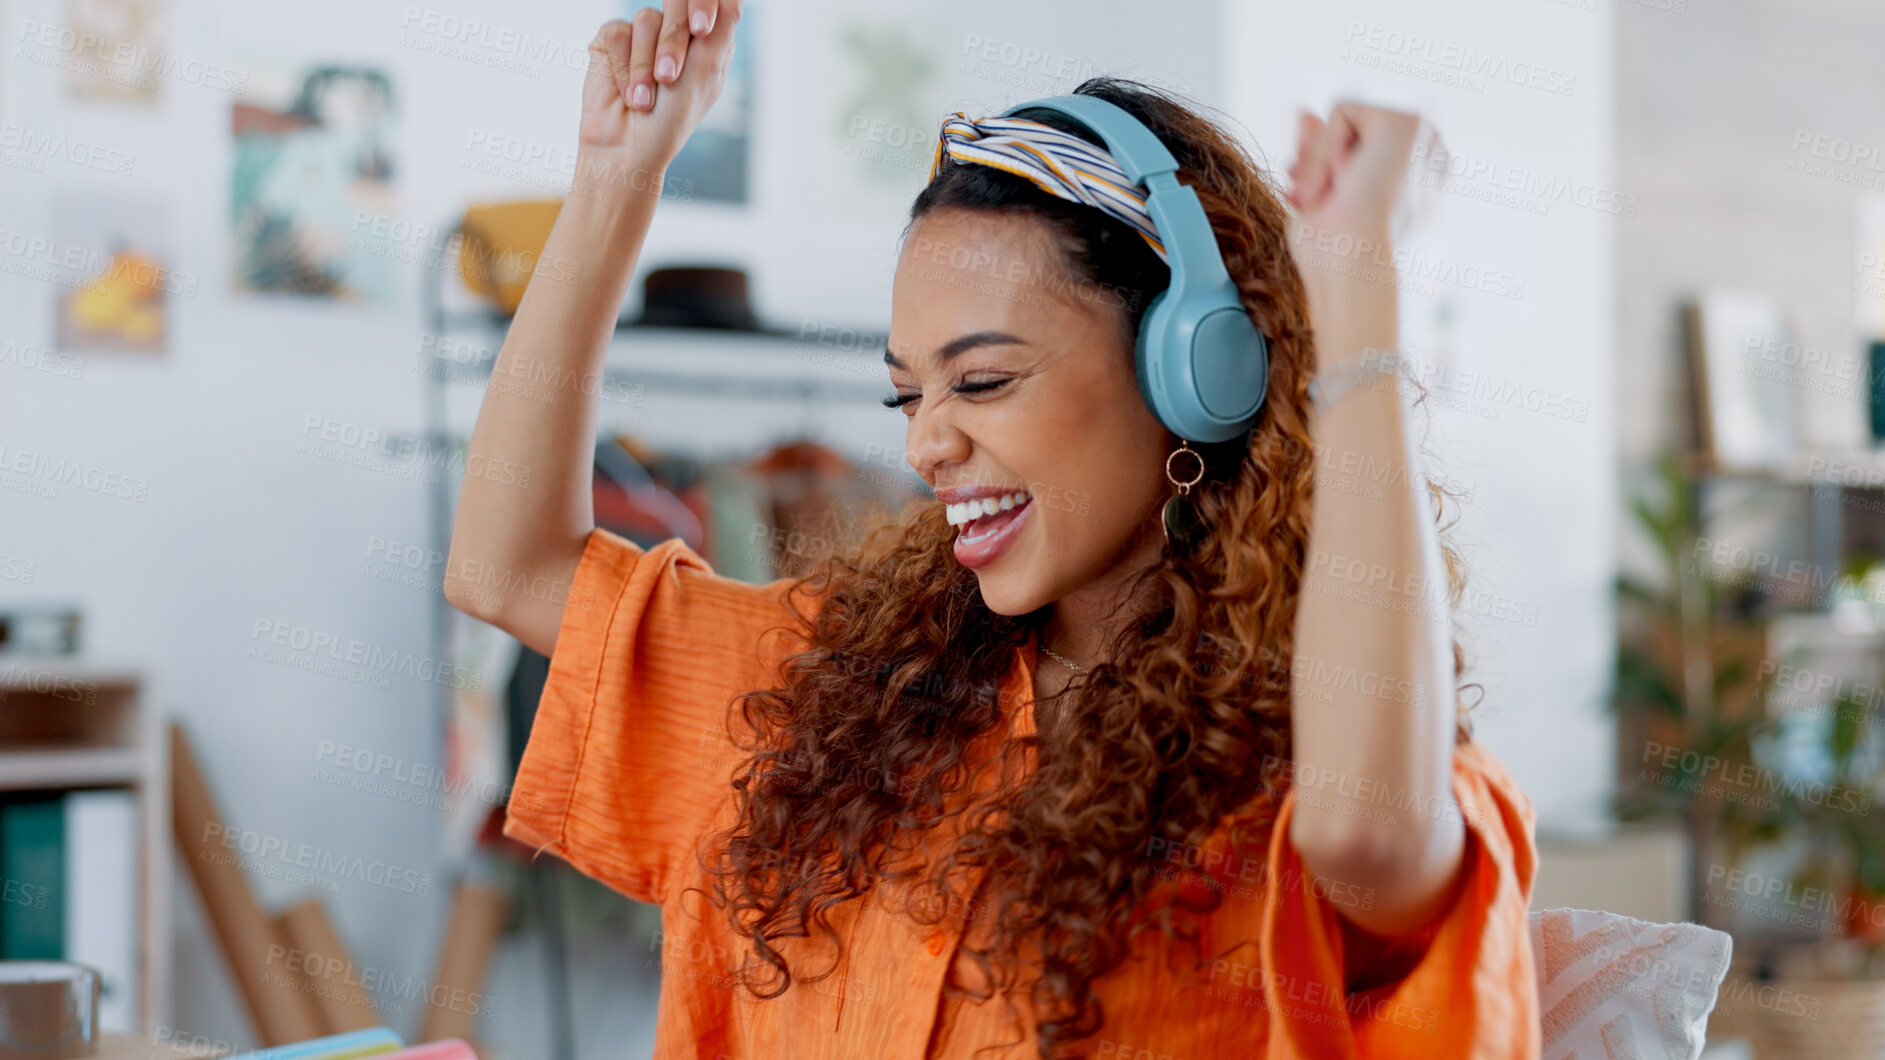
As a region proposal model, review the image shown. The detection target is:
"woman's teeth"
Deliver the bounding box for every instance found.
[945,491,1031,529]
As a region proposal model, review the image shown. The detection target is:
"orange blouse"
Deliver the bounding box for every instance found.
[502,528,1542,1059]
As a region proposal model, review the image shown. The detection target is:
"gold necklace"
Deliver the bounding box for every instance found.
[1038,641,1090,675]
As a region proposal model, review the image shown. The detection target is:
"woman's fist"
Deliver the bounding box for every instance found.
[578,1,741,180]
[1285,101,1429,246]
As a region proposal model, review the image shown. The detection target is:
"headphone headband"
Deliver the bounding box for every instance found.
[999,95,1235,298]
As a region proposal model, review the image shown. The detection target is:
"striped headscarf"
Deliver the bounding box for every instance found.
[929,111,1169,265]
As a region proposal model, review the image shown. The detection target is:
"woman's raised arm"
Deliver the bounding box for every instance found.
[1282,103,1467,939]
[443,2,741,656]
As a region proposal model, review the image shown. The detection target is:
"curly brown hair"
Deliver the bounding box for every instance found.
[695,75,1477,1058]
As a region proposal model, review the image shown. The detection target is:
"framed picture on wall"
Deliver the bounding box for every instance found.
[1857,192,1885,340]
[229,55,397,301]
[1683,290,1800,470]
[821,7,950,220]
[52,194,174,354]
[1855,194,1885,442]
[65,0,166,103]
[624,1,752,205]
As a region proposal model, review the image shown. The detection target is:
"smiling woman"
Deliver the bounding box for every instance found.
[444,3,1539,1057]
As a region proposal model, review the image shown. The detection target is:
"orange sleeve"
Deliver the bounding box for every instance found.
[1258,740,1540,1059]
[499,527,811,906]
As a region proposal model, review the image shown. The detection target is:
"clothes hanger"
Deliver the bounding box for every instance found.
[593,432,655,490]
[593,434,704,546]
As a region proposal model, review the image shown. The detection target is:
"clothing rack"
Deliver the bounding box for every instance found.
[413,215,900,706]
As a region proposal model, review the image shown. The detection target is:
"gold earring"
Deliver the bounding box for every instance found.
[1161,439,1205,552]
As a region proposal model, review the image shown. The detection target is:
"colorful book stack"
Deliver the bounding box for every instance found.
[93,1026,481,1059]
[227,1026,479,1059]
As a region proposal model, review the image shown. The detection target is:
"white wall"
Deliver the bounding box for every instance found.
[1225,0,1620,829]
[0,0,1223,1049]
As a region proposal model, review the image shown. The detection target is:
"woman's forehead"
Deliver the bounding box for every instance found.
[917,208,1074,271]
[890,214,1107,352]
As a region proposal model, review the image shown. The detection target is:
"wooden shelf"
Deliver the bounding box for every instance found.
[0,664,169,1043]
[0,658,140,689]
[1692,448,1885,489]
[94,1032,226,1059]
[0,747,145,791]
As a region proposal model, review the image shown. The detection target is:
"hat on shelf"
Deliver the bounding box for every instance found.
[629,266,768,331]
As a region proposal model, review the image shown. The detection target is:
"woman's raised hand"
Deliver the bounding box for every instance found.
[1283,101,1428,367]
[1285,101,1424,247]
[578,1,741,183]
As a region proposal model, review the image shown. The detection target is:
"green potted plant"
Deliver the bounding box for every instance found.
[1615,453,1885,1054]
[1612,452,1776,912]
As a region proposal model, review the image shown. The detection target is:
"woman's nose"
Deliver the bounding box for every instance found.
[904,405,970,479]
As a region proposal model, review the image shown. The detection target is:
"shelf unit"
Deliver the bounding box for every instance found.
[1684,450,1885,613]
[1665,449,1885,937]
[0,659,170,1041]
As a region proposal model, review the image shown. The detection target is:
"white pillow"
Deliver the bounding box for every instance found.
[1532,907,1734,1060]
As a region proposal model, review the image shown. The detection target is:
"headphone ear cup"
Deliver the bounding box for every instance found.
[1137,291,1268,441]
[1132,288,1173,429]
[1192,302,1268,424]
[1132,274,1270,439]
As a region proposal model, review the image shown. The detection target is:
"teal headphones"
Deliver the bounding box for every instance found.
[999,95,1270,444]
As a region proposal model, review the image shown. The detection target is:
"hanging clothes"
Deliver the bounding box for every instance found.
[503,434,902,794]
[748,439,902,580]
[594,434,704,550]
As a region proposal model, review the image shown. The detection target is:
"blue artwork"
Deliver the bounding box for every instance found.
[625,1,752,205]
[230,61,398,299]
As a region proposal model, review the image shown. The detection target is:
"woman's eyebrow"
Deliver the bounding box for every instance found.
[882,330,1029,371]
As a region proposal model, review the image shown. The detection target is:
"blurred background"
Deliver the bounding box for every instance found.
[0,0,1879,1056]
